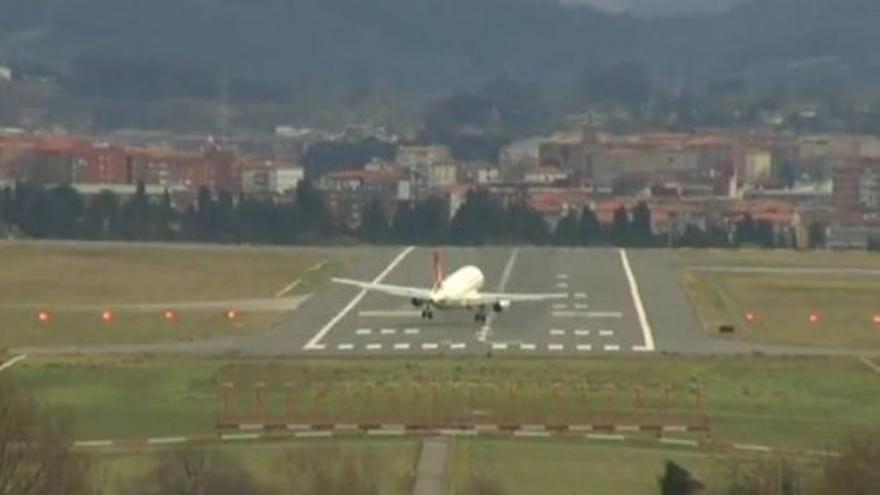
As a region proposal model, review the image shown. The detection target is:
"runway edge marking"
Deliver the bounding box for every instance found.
[619,249,656,352]
[303,246,415,350]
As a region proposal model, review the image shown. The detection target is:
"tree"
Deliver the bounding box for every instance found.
[45,185,84,239]
[610,205,631,246]
[631,201,654,246]
[296,180,334,239]
[0,376,94,495]
[658,461,703,495]
[156,188,178,241]
[734,214,756,246]
[359,198,390,243]
[579,206,603,245]
[808,222,826,249]
[391,201,417,244]
[120,181,151,240]
[449,189,505,245]
[554,209,580,246]
[85,190,122,239]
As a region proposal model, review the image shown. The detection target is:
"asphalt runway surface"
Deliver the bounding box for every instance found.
[244,246,703,356]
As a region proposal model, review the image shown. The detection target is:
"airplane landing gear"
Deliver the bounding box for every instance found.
[420,308,434,320]
[474,306,488,324]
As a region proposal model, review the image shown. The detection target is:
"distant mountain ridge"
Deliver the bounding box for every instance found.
[0,0,878,93]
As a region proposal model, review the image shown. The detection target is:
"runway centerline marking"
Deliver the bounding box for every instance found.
[620,249,656,352]
[577,344,592,351]
[548,344,564,352]
[356,328,372,335]
[303,246,415,350]
[366,343,383,351]
[337,344,354,351]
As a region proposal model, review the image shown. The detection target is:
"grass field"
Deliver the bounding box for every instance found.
[670,248,880,349]
[0,243,347,347]
[9,356,880,449]
[92,439,417,495]
[667,248,880,269]
[448,439,823,495]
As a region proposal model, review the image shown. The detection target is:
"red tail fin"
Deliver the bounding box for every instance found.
[432,250,446,289]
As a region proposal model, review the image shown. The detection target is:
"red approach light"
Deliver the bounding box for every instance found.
[873,314,880,325]
[163,309,178,322]
[101,309,114,324]
[37,310,52,324]
[745,311,757,324]
[226,309,240,321]
[808,312,822,325]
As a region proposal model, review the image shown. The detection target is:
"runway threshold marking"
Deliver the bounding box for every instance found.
[620,249,656,352]
[303,246,415,350]
[358,310,420,317]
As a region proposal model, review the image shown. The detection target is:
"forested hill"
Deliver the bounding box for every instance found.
[1,0,879,96]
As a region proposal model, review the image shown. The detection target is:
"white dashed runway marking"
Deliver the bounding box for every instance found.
[366,343,383,351]
[548,344,564,352]
[599,329,615,337]
[556,274,569,280]
[574,292,588,299]
[450,343,467,350]
[577,344,593,352]
[492,343,508,351]
[421,343,439,350]
[380,328,396,335]
[555,282,569,289]
[574,329,591,336]
[393,343,411,350]
[337,343,354,351]
[604,344,621,352]
[550,329,566,336]
[356,328,372,335]
[520,343,537,351]
[553,303,568,310]
[403,328,420,335]
[574,303,590,310]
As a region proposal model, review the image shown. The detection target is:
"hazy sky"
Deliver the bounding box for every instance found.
[558,0,748,16]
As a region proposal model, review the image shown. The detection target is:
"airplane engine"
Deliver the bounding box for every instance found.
[492,300,511,313]
[411,298,424,308]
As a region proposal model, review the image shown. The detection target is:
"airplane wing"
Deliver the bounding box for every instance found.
[471,291,569,304]
[332,278,434,300]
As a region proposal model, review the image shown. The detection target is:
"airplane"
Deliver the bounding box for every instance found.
[332,251,568,324]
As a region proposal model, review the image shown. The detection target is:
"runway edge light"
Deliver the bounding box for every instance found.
[873,314,880,325]
[226,309,240,321]
[37,310,52,324]
[101,309,114,324]
[163,309,178,322]
[808,311,821,325]
[745,311,757,324]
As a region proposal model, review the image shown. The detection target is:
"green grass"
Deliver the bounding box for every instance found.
[449,439,824,495]
[9,357,880,449]
[92,439,418,495]
[667,248,880,269]
[682,271,880,349]
[0,244,347,346]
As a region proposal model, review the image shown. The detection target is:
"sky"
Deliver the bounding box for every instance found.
[557,0,748,16]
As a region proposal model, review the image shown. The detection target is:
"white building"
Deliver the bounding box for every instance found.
[0,66,11,82]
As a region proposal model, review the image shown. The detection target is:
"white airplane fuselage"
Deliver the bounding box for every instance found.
[430,265,485,308]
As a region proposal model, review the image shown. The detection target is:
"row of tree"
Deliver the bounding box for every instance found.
[1,182,804,248]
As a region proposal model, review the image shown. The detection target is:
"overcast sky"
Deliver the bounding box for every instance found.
[558,0,748,16]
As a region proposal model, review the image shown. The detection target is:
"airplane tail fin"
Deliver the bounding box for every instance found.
[432,249,446,290]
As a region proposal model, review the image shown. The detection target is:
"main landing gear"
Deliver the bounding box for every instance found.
[420,308,434,320]
[474,306,488,324]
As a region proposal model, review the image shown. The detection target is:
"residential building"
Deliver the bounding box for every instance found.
[833,158,880,222]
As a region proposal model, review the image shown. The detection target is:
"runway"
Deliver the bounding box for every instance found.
[245,247,688,356]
